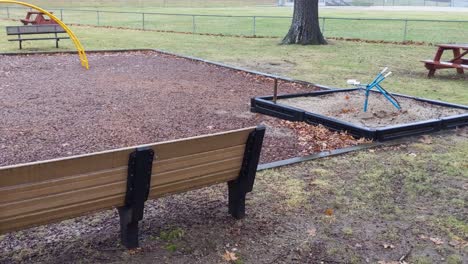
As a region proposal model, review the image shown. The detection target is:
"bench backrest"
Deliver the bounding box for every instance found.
[0,127,262,234]
[6,25,66,35]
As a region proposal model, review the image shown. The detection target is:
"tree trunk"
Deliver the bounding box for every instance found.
[282,0,327,45]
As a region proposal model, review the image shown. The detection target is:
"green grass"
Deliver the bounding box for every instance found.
[0,20,466,105]
[1,6,467,43]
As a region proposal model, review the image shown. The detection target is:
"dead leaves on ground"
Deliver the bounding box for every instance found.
[279,121,371,154]
[223,250,238,262]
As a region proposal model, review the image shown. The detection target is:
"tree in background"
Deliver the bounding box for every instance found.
[282,0,327,45]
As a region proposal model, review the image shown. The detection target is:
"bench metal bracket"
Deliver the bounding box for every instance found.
[228,125,266,219]
[118,147,155,249]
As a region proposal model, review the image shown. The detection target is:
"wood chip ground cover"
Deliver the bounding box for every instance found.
[0,51,365,167]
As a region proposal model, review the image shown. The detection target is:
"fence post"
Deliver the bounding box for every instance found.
[97,11,100,26]
[252,16,256,36]
[403,19,408,42]
[321,17,326,33]
[142,13,145,30]
[192,15,196,34]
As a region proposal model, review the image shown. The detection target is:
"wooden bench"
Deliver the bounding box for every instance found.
[6,25,70,50]
[0,126,265,249]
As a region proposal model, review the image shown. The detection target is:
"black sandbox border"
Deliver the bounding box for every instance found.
[251,88,468,141]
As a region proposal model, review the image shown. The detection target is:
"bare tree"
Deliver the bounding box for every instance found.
[282,0,327,45]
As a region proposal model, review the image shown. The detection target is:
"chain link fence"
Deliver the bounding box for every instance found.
[1,7,467,43]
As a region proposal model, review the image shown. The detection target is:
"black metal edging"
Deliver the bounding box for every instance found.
[256,136,412,172]
[251,89,468,141]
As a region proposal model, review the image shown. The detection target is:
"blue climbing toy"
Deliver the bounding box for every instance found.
[347,68,401,112]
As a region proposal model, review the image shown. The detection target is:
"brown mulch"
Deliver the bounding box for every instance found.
[0,51,365,167]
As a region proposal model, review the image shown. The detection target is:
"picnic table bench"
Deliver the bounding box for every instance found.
[422,44,468,77]
[0,126,265,249]
[6,25,69,50]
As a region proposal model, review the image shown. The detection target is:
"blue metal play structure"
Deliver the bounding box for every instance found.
[347,68,401,112]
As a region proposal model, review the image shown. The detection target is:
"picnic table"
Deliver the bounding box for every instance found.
[422,44,468,77]
[21,11,57,25]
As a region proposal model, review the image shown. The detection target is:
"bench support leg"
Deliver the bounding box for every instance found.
[19,40,22,50]
[118,207,140,248]
[117,147,155,249]
[228,125,266,219]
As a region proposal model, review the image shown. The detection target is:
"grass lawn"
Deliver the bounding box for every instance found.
[0,20,466,104]
[1,7,468,43]
[0,21,467,264]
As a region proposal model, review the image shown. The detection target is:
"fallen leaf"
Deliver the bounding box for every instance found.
[418,135,433,144]
[419,235,428,240]
[325,208,334,216]
[429,237,444,245]
[409,153,417,157]
[223,250,238,262]
[368,149,375,153]
[307,228,317,237]
[127,248,142,255]
[449,240,460,247]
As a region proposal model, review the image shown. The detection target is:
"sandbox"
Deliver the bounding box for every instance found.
[251,89,468,140]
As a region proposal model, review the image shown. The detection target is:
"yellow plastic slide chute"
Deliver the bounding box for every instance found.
[0,0,89,69]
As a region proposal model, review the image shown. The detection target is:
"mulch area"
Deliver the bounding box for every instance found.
[0,50,365,166]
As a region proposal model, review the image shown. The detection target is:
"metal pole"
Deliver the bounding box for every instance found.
[192,15,196,34]
[142,13,145,30]
[273,79,278,103]
[403,19,408,42]
[97,11,100,26]
[321,17,326,33]
[253,16,256,36]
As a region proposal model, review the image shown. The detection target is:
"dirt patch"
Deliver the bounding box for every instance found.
[278,90,467,128]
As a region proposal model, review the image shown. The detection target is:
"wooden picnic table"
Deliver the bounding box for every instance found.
[422,43,468,77]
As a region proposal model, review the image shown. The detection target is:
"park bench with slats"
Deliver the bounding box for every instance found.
[0,126,265,249]
[6,25,70,49]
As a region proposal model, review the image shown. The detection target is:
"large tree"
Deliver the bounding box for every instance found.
[282,0,327,45]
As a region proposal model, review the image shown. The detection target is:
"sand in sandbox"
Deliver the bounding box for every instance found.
[278,90,467,128]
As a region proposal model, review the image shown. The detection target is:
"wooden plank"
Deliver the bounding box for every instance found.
[0,127,254,187]
[0,180,126,220]
[154,145,245,174]
[0,194,124,234]
[0,167,126,204]
[151,156,243,187]
[149,168,240,199]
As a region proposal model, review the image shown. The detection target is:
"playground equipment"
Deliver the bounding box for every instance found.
[0,0,89,69]
[21,11,57,25]
[347,68,401,112]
